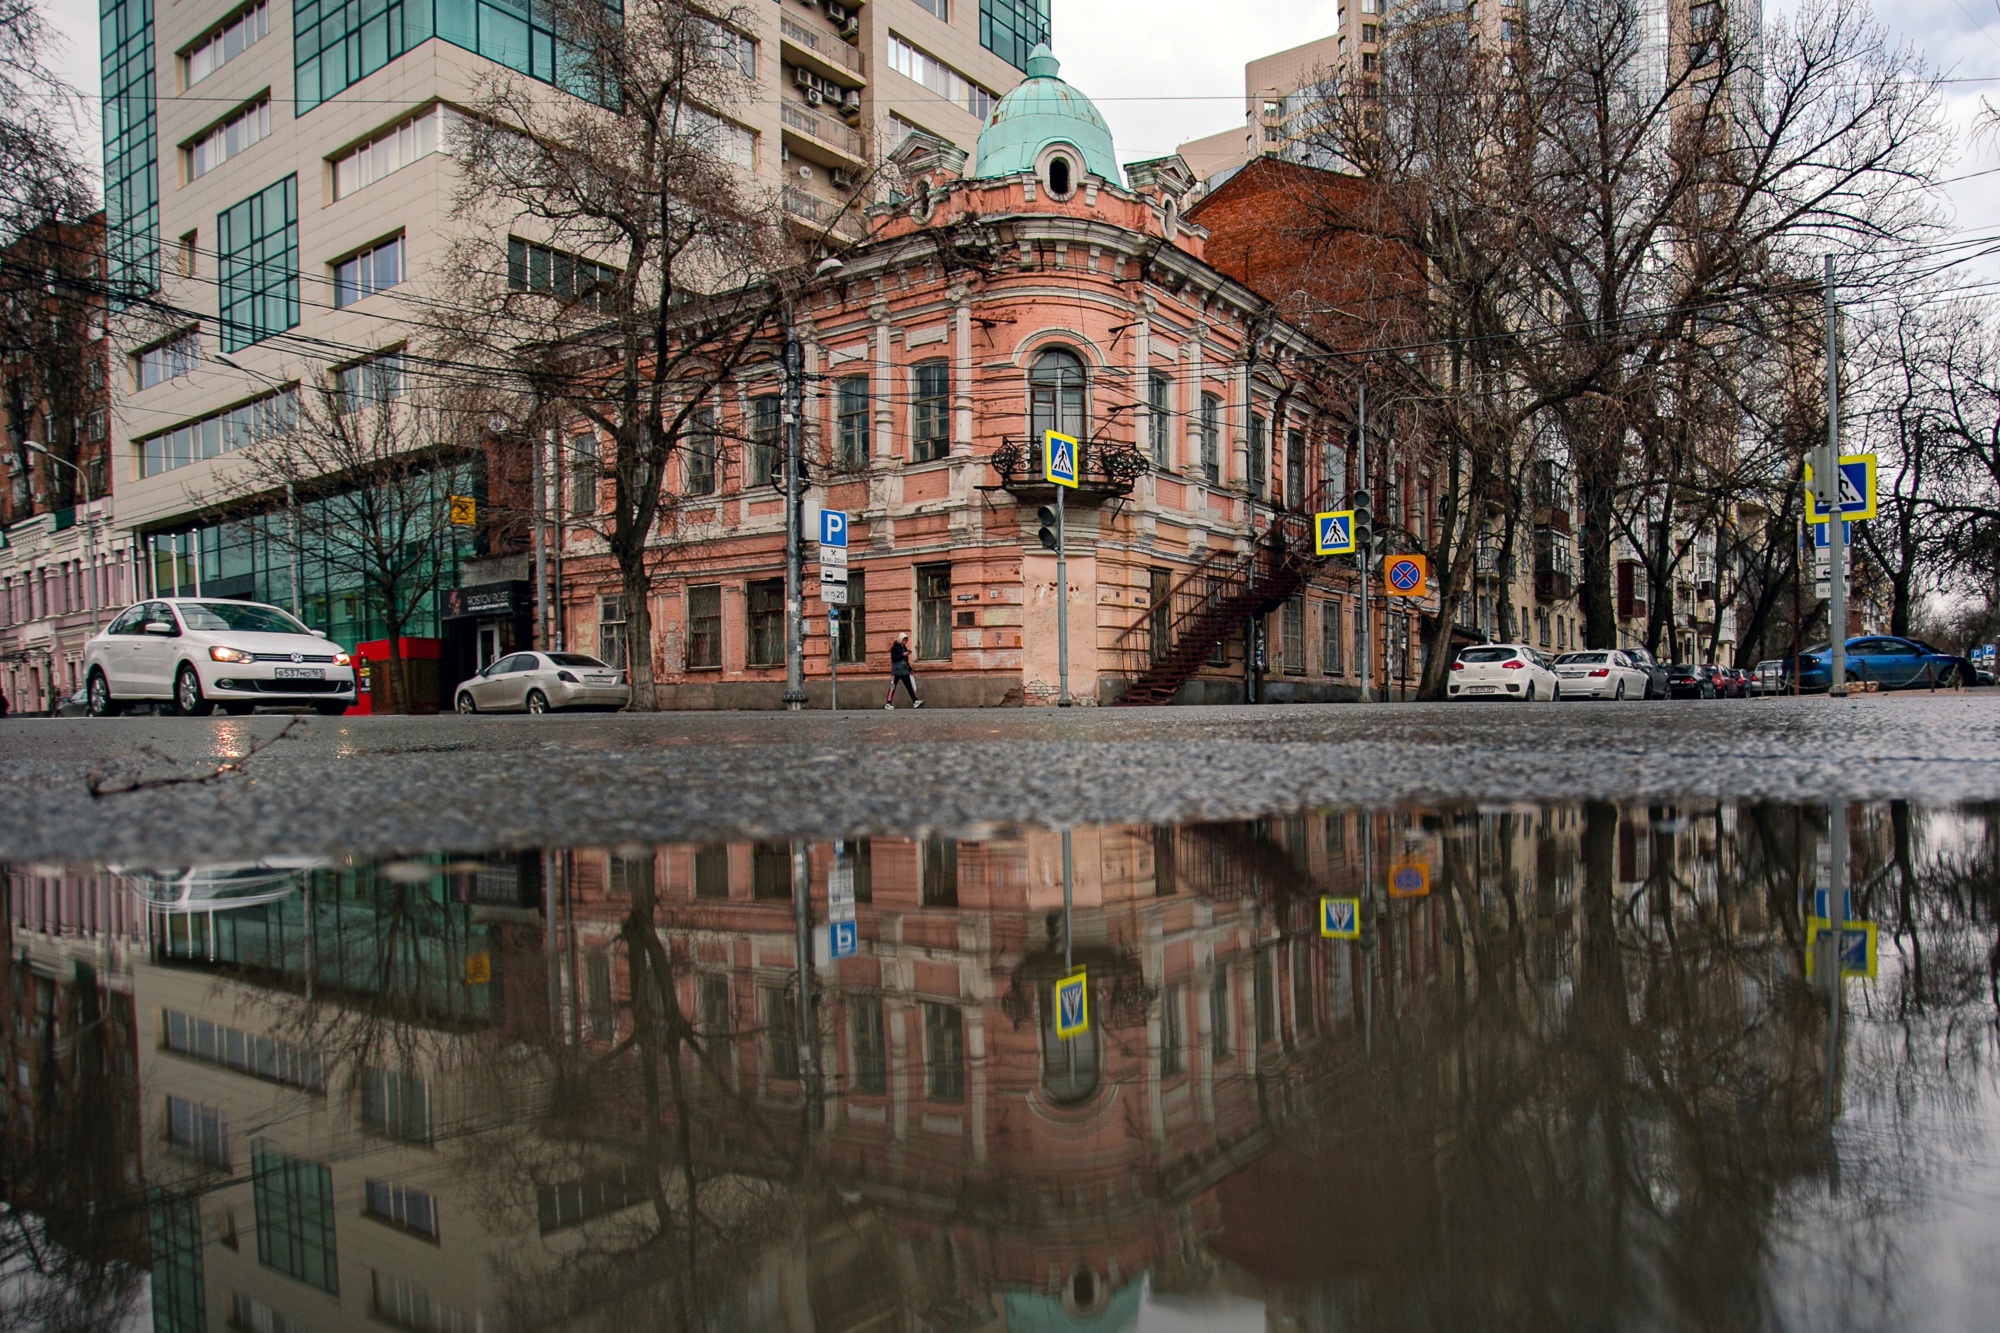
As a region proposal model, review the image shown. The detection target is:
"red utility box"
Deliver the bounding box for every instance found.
[348,638,442,715]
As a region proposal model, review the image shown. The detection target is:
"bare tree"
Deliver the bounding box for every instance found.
[437,0,843,709]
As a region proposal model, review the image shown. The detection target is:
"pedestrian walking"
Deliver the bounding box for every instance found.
[885,632,922,708]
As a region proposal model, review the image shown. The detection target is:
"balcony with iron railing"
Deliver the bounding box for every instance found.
[984,437,1148,503]
[781,98,866,166]
[780,12,868,81]
[780,185,865,238]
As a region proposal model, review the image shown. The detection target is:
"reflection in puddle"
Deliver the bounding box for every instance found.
[4,803,1999,1330]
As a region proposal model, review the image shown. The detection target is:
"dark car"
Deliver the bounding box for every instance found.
[1794,636,1975,691]
[1665,664,1716,699]
[1622,645,1670,700]
[1720,667,1750,698]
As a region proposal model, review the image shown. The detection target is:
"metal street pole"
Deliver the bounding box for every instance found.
[1056,479,1070,707]
[532,431,547,649]
[1357,380,1371,704]
[1061,825,1076,1084]
[828,607,839,712]
[1824,256,1848,695]
[792,837,818,1123]
[1822,800,1847,1126]
[782,305,808,711]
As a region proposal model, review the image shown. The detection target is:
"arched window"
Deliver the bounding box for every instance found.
[1047,153,1073,196]
[1028,348,1086,447]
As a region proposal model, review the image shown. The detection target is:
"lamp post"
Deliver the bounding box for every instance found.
[782,256,843,712]
[23,441,100,636]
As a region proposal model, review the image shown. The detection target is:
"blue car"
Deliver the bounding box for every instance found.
[1792,636,1974,691]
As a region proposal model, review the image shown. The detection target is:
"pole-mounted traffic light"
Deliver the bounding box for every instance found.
[1349,489,1373,555]
[1037,506,1059,552]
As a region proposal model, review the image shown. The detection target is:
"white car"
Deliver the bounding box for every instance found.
[453,651,630,714]
[1552,650,1652,701]
[83,598,358,717]
[1448,643,1561,701]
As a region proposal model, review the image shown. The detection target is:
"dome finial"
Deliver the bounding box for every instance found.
[1025,42,1059,80]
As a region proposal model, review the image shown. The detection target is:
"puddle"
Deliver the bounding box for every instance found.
[5,801,1999,1330]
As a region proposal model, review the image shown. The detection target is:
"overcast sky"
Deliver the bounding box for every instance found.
[33,0,2000,246]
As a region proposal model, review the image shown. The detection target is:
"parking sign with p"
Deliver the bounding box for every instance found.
[819,509,848,548]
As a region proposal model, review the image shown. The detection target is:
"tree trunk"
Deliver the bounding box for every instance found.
[1580,454,1619,650]
[1889,571,1912,637]
[622,556,656,710]
[382,619,407,715]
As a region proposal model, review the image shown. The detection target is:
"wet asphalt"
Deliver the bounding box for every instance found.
[2,691,1996,862]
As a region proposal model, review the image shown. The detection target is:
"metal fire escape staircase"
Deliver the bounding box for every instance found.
[1111,483,1339,706]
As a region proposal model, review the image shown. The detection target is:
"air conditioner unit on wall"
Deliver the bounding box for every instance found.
[792,65,814,89]
[824,0,849,23]
[840,15,860,37]
[830,169,854,190]
[805,87,824,106]
[839,89,861,116]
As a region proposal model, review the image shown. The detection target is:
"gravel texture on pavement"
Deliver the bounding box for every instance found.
[2,693,1996,862]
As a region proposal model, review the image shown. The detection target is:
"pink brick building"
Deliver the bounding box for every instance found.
[552,49,1435,708]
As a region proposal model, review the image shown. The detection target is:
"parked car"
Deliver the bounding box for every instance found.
[1621,645,1670,700]
[1753,660,1787,696]
[1794,636,1976,691]
[1665,664,1717,699]
[1718,666,1750,699]
[453,651,630,714]
[53,687,90,717]
[1552,650,1652,700]
[82,598,357,717]
[1448,643,1561,702]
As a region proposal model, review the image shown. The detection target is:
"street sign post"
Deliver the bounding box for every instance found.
[447,495,477,527]
[1804,920,1877,980]
[1320,897,1361,939]
[828,843,857,959]
[1315,511,1356,556]
[1384,555,1427,599]
[1805,455,1878,524]
[1054,969,1089,1040]
[1045,432,1078,706]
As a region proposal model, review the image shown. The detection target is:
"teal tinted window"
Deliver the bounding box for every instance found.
[101,0,159,298]
[252,1143,339,1293]
[148,1189,206,1333]
[294,0,618,112]
[978,0,1048,71]
[217,177,299,352]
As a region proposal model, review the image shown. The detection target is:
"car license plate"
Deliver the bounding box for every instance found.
[586,675,616,685]
[273,667,324,681]
[1467,685,1498,694]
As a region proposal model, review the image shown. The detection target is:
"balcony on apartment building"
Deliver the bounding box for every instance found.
[781,96,867,168]
[780,6,868,84]
[781,184,866,239]
[1534,526,1574,601]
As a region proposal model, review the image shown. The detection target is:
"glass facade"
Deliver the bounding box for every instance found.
[101,0,159,298]
[979,0,1049,71]
[252,1144,339,1293]
[294,0,620,112]
[146,462,478,647]
[217,176,299,352]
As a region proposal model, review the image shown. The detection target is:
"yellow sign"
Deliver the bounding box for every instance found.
[1320,897,1361,938]
[1804,920,1877,980]
[1054,969,1089,1039]
[447,494,478,527]
[1043,431,1080,488]
[1384,554,1427,598]
[1804,454,1877,524]
[1387,861,1430,898]
[1315,511,1357,556]
[463,952,491,985]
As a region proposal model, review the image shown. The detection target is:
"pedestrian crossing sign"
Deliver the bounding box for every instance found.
[1044,431,1080,488]
[1320,896,1361,939]
[1805,454,1877,523]
[447,495,477,527]
[1054,968,1089,1039]
[1804,919,1877,980]
[1315,510,1356,556]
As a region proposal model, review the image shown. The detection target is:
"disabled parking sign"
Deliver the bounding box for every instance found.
[1320,896,1361,939]
[1044,431,1080,488]
[1384,555,1427,598]
[1054,969,1089,1039]
[1315,511,1356,556]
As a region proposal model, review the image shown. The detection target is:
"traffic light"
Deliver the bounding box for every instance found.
[1349,489,1373,554]
[1037,505,1059,552]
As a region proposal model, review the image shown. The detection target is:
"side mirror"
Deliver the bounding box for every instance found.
[144,621,174,636]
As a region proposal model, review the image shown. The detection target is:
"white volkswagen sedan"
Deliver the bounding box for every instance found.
[1552,650,1652,701]
[1448,643,1561,702]
[83,598,357,717]
[453,651,629,714]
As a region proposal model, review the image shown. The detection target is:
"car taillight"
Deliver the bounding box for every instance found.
[1590,668,1610,677]
[1502,661,1526,669]
[1450,661,1464,670]
[558,670,579,683]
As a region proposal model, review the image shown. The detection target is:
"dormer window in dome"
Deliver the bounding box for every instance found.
[1039,143,1079,200]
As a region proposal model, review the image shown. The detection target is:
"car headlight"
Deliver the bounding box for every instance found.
[209,646,252,663]
[333,651,352,667]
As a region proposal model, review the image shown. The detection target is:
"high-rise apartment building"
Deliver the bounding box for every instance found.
[95,0,1039,655]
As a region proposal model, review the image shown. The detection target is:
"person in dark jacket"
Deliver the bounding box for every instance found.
[885,632,922,708]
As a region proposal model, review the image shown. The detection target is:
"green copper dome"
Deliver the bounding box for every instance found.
[971,45,1120,182]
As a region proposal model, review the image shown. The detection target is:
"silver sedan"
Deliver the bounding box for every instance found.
[454,652,630,714]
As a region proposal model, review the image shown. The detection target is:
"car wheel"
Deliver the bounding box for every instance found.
[455,692,477,714]
[314,701,349,716]
[1525,683,1536,702]
[86,670,122,718]
[173,665,214,716]
[526,690,550,715]
[1615,680,1626,701]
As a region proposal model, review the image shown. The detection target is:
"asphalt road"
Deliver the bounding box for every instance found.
[2,692,1996,863]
